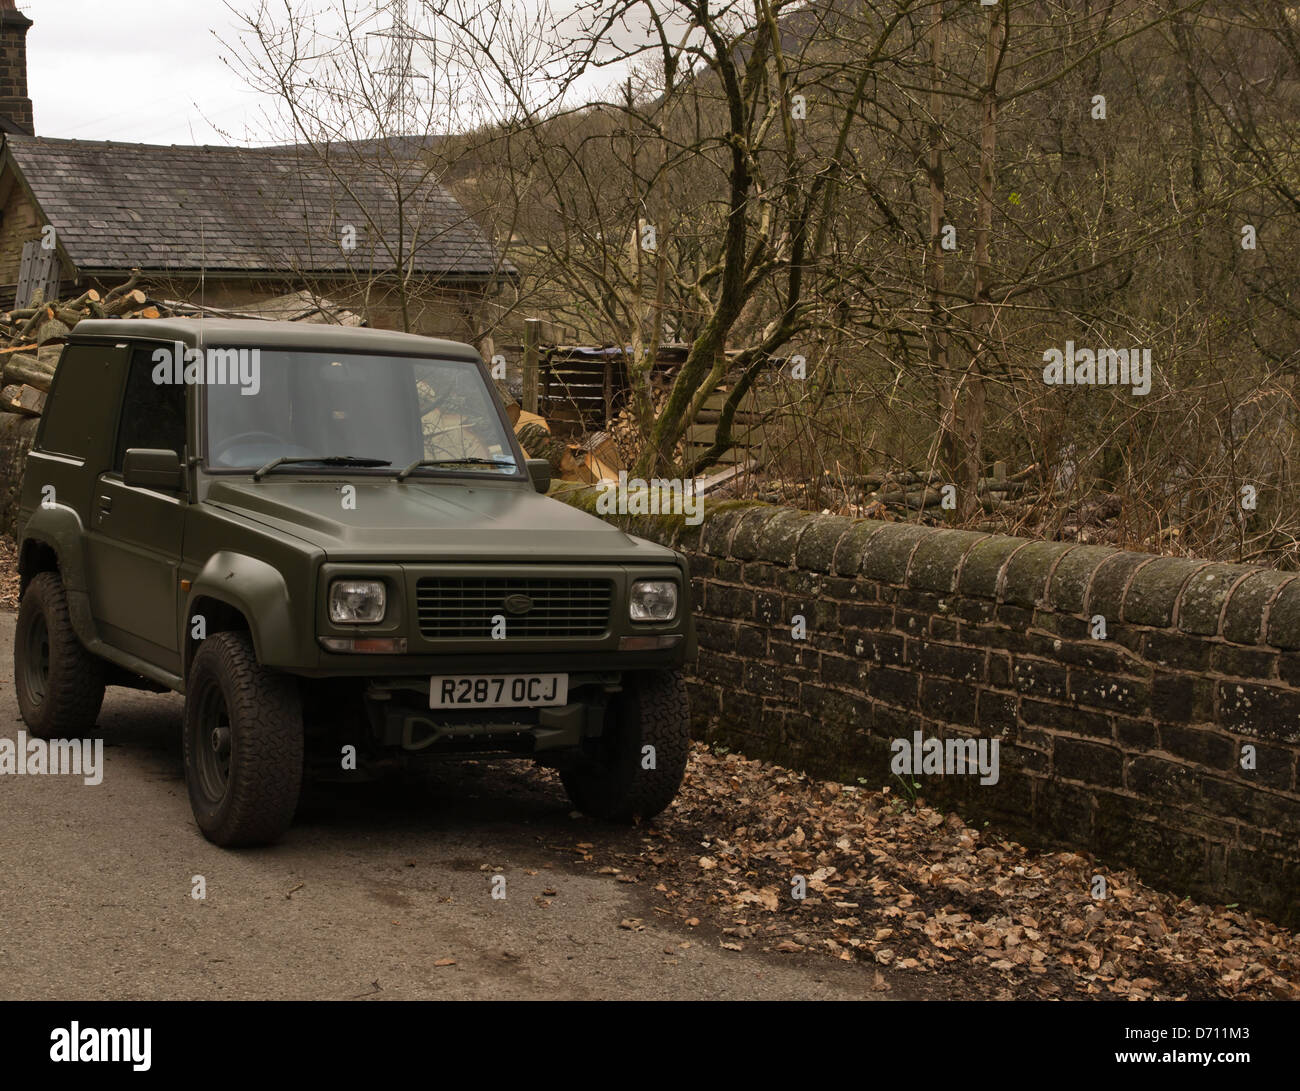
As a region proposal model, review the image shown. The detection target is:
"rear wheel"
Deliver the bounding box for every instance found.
[184,631,303,847]
[560,669,689,822]
[14,571,106,738]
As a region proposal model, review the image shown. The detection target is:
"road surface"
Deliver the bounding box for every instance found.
[0,610,878,1000]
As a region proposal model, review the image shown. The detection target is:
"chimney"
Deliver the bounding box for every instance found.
[0,0,33,134]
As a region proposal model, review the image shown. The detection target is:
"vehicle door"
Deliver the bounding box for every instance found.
[84,344,188,674]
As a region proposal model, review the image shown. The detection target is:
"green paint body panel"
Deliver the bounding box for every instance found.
[16,320,695,695]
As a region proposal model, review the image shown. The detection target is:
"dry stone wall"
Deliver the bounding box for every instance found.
[560,490,1300,924]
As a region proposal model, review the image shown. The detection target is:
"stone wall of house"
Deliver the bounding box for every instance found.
[0,181,51,295]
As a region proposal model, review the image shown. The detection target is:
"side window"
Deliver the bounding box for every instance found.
[114,347,186,472]
[38,344,125,459]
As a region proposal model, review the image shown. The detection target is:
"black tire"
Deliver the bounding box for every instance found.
[14,571,106,738]
[183,631,303,847]
[560,669,689,822]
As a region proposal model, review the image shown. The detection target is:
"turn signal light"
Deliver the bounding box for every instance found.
[617,635,682,651]
[319,637,408,654]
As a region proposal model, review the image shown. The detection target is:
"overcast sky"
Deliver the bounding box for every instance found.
[26,0,267,144]
[23,0,676,146]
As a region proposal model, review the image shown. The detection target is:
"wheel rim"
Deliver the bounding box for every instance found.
[194,682,233,803]
[22,612,50,705]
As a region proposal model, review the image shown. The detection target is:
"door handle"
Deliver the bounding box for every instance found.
[97,494,113,514]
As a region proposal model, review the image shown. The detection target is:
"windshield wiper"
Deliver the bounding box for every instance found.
[253,455,392,481]
[397,457,517,481]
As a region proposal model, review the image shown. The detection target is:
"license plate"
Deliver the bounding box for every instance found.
[429,673,569,709]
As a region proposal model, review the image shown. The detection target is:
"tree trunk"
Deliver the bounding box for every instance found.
[927,3,956,486]
[962,6,1001,519]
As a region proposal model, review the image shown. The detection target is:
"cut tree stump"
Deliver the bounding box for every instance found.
[103,289,147,316]
[36,318,72,345]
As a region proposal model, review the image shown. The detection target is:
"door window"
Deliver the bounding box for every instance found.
[114,347,186,472]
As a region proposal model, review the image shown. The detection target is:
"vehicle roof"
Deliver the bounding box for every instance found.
[69,318,482,359]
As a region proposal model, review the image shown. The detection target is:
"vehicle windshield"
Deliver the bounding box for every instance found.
[204,349,520,476]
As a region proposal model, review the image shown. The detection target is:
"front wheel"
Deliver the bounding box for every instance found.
[559,669,690,822]
[183,631,303,847]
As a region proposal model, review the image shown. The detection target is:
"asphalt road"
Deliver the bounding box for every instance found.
[0,610,875,1001]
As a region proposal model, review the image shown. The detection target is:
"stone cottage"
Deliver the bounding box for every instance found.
[0,0,515,341]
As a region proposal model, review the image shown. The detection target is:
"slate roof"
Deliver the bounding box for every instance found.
[2,135,513,280]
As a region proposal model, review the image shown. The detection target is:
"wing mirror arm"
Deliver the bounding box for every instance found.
[526,458,551,494]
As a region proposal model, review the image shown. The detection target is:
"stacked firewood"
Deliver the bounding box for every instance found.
[607,368,685,468]
[0,272,165,418]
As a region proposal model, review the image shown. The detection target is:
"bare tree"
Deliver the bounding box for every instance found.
[221,0,520,340]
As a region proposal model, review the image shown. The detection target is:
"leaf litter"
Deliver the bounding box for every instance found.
[562,745,1300,1000]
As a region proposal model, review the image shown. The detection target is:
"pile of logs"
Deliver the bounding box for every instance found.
[607,370,685,469]
[505,401,625,484]
[0,273,163,418]
[811,464,1040,516]
[719,463,1046,522]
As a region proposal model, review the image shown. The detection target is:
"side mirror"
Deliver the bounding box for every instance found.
[527,458,552,494]
[123,448,184,491]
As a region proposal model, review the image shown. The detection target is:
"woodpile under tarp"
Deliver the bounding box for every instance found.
[531,343,762,472]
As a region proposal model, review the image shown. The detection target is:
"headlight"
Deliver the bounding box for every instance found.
[329,579,386,624]
[630,579,678,622]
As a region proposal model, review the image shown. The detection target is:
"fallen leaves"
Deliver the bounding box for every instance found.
[571,745,1300,1001]
[734,888,780,911]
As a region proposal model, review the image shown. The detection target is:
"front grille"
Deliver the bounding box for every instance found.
[415,577,613,639]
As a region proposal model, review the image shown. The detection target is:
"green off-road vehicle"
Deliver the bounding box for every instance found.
[13,319,694,846]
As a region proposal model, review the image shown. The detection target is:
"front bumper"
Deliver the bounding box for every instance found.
[293,642,687,679]
[365,671,619,753]
[378,700,599,752]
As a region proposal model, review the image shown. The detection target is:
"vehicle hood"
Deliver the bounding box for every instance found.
[204,478,678,564]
